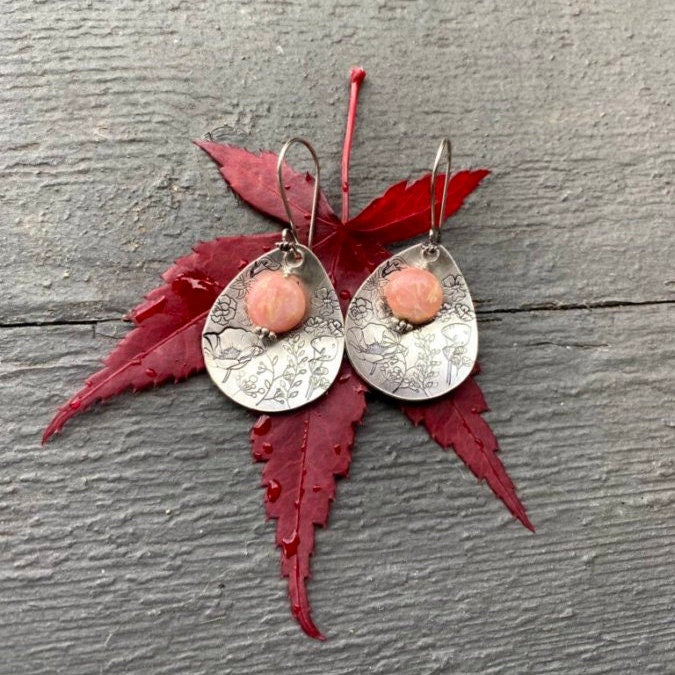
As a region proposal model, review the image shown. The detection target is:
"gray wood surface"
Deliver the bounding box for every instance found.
[1,1,673,673]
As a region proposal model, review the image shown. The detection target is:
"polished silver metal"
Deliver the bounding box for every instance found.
[202,138,345,412]
[277,137,320,250]
[345,244,477,400]
[345,137,477,400]
[203,245,344,411]
[429,138,451,236]
[424,137,452,257]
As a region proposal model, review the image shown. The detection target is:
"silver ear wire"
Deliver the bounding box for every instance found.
[428,138,452,250]
[203,137,345,412]
[276,138,321,251]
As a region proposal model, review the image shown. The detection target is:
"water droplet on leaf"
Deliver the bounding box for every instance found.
[252,415,271,435]
[282,530,300,557]
[267,479,282,502]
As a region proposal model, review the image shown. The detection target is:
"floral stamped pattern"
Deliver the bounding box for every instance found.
[209,295,237,326]
[345,244,478,400]
[202,247,345,412]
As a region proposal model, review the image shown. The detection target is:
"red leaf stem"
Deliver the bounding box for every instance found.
[341,67,366,223]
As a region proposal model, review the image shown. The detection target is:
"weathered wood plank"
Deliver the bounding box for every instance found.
[1,0,674,673]
[1,302,672,673]
[1,0,673,323]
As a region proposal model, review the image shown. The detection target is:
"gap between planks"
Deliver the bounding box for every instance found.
[0,297,672,331]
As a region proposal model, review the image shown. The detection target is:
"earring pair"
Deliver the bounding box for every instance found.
[201,138,477,412]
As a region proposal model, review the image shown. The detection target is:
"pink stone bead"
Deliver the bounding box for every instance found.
[384,267,443,324]
[246,271,308,334]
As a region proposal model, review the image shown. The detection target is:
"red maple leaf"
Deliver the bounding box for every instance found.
[251,361,367,640]
[403,367,533,531]
[43,67,532,640]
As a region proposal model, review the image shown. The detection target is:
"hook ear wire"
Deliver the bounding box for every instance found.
[429,138,452,246]
[276,138,321,250]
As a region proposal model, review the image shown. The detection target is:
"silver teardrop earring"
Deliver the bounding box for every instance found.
[345,138,478,400]
[202,138,345,412]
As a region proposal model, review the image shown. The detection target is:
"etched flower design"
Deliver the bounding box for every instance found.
[441,323,473,385]
[303,316,327,333]
[238,374,263,397]
[313,286,339,314]
[211,295,237,325]
[329,319,344,337]
[202,329,264,367]
[288,333,305,347]
[442,322,471,348]
[304,316,344,338]
[442,274,468,303]
[380,358,404,382]
[348,297,373,325]
[451,303,474,321]
[439,301,474,322]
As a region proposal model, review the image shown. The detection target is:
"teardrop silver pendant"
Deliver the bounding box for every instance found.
[345,138,478,401]
[345,243,477,400]
[203,244,344,412]
[202,138,345,412]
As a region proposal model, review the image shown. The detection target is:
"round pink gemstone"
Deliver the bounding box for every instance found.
[384,267,443,324]
[246,271,307,334]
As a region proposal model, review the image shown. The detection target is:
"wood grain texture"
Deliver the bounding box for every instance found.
[1,0,673,673]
